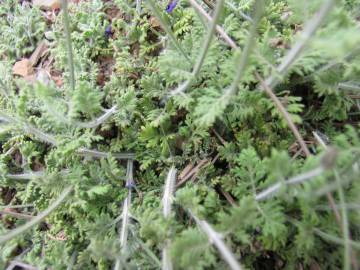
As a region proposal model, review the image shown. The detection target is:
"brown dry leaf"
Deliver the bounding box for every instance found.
[13,59,34,77]
[33,0,61,10]
[29,41,48,66]
[269,37,289,49]
[179,164,194,180]
[50,69,63,87]
[149,16,161,28]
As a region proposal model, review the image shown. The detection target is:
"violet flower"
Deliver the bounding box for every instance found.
[105,25,113,38]
[166,0,178,13]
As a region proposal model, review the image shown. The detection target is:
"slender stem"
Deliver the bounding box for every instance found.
[313,228,360,250]
[0,78,10,99]
[66,252,77,270]
[255,72,311,157]
[0,210,33,220]
[0,186,73,245]
[6,171,45,180]
[146,0,191,63]
[265,0,335,88]
[162,167,177,270]
[61,0,75,92]
[0,204,34,210]
[188,0,238,49]
[75,105,118,129]
[6,261,38,270]
[334,171,351,270]
[225,1,254,23]
[189,211,243,270]
[77,148,135,160]
[136,0,142,14]
[338,82,360,92]
[224,0,264,98]
[312,131,346,226]
[171,0,225,96]
[6,170,70,181]
[116,160,134,268]
[1,111,135,160]
[163,167,177,218]
[255,167,324,201]
[191,0,225,78]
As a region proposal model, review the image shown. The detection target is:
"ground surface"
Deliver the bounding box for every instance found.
[0,0,360,269]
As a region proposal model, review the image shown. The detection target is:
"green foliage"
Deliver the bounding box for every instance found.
[0,1,46,61]
[171,228,216,270]
[0,0,360,269]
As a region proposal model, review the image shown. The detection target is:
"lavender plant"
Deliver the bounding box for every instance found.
[0,0,359,269]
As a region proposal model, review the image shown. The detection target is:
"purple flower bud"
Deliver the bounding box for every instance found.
[166,0,178,13]
[105,25,113,38]
[125,181,136,189]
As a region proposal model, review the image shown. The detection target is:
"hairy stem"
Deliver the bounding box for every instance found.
[189,210,243,270]
[224,0,264,98]
[265,0,335,88]
[61,0,75,92]
[170,0,225,96]
[313,228,360,250]
[334,170,351,270]
[162,167,177,270]
[255,72,311,157]
[0,186,73,244]
[146,0,191,63]
[75,105,118,129]
[0,111,135,160]
[255,167,324,201]
[188,0,238,49]
[115,160,134,269]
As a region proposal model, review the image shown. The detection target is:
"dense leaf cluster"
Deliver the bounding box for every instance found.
[0,0,359,269]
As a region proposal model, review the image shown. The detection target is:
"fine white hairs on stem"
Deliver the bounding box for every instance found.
[115,160,134,269]
[162,166,177,218]
[75,105,118,129]
[170,0,226,97]
[265,0,335,88]
[0,111,135,160]
[188,0,238,49]
[146,0,191,63]
[6,171,45,180]
[223,0,264,98]
[162,166,177,270]
[255,72,311,157]
[255,147,338,201]
[255,167,325,201]
[0,186,73,245]
[60,0,75,92]
[120,160,134,248]
[136,0,142,14]
[6,260,38,270]
[188,210,243,270]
